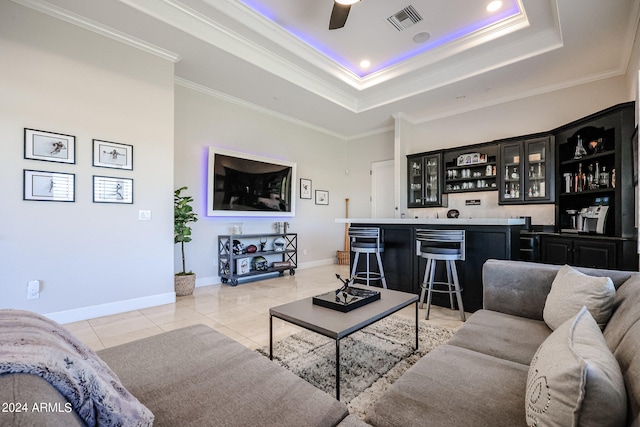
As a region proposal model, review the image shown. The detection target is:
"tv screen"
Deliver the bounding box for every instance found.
[207,148,296,217]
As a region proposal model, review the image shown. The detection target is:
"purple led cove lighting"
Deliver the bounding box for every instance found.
[239,0,521,78]
[367,3,522,76]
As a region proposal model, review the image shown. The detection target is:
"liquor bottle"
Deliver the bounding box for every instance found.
[594,161,600,186]
[574,135,587,159]
[612,169,616,188]
[600,166,609,188]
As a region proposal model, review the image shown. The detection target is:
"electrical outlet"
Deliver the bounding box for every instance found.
[138,210,152,221]
[27,280,40,299]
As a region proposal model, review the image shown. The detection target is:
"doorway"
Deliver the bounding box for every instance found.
[371,160,395,218]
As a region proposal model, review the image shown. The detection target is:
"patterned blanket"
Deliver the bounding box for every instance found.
[0,309,154,426]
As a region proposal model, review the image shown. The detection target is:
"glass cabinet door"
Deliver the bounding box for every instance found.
[501,143,523,202]
[423,153,440,205]
[408,157,424,206]
[499,136,554,205]
[407,152,444,207]
[524,138,548,201]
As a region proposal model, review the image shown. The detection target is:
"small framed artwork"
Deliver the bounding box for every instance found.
[93,139,133,170]
[24,128,75,164]
[93,175,133,204]
[300,178,312,199]
[315,190,329,205]
[23,169,75,202]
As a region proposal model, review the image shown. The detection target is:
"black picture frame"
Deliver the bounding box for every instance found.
[24,128,76,164]
[300,178,312,199]
[23,169,75,202]
[93,175,134,204]
[93,139,133,170]
[315,190,329,205]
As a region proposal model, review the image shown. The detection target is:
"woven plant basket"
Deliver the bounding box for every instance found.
[174,274,196,296]
[337,250,350,265]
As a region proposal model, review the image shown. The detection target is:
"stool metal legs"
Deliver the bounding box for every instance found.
[350,251,387,289]
[419,259,465,321]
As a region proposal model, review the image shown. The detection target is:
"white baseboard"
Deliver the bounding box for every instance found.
[196,258,339,288]
[45,292,176,324]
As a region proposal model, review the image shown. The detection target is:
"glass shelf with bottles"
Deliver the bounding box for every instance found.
[445,159,497,193]
[559,132,615,196]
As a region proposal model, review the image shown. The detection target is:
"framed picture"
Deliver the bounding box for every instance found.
[93,139,133,170]
[315,190,329,205]
[300,178,312,199]
[93,175,133,204]
[24,128,75,164]
[23,170,75,202]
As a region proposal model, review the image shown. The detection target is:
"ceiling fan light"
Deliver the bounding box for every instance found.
[335,0,359,5]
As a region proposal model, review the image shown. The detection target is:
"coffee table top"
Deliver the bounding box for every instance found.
[269,286,418,339]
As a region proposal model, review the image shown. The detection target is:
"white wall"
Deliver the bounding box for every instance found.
[0,2,176,322]
[345,131,395,219]
[174,84,349,285]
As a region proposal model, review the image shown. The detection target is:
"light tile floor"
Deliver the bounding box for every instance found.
[65,264,467,352]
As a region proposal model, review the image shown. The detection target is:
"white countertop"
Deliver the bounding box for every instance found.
[335,217,527,225]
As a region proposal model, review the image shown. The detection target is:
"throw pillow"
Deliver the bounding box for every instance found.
[525,306,626,427]
[543,264,615,330]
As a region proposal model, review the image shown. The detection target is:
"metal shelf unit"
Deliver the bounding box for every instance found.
[217,233,297,286]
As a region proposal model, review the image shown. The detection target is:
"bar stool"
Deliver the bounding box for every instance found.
[415,229,465,321]
[349,227,387,289]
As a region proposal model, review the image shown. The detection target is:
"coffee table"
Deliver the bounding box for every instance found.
[269,286,419,400]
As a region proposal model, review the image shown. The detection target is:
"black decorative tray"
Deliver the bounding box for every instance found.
[312,287,381,312]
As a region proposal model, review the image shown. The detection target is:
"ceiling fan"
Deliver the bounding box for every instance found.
[329,0,361,30]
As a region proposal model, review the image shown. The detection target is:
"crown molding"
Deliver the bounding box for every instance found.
[11,0,181,63]
[175,77,350,140]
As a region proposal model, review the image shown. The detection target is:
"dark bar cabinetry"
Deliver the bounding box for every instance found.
[349,221,525,313]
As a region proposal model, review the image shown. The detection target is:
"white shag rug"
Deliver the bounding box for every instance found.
[257,315,454,419]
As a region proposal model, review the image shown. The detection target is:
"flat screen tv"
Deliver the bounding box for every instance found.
[207,147,296,217]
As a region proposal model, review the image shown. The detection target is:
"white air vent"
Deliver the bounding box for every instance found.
[387,5,423,31]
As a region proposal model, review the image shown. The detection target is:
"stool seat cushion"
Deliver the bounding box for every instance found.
[351,242,384,250]
[420,247,460,255]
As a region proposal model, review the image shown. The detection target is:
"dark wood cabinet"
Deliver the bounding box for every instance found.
[499,135,555,204]
[443,143,499,194]
[554,102,635,239]
[407,152,446,207]
[350,222,524,313]
[540,235,636,270]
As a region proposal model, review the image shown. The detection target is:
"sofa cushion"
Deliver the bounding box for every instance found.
[97,324,349,427]
[447,309,551,365]
[525,306,626,427]
[366,344,529,427]
[0,374,85,426]
[604,275,640,353]
[611,320,640,426]
[543,264,615,330]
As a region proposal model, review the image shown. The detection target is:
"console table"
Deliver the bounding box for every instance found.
[217,233,297,286]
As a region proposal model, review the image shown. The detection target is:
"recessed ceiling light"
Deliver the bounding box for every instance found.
[486,1,503,12]
[336,0,360,5]
[412,32,431,44]
[360,59,371,69]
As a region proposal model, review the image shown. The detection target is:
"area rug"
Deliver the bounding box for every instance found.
[257,315,454,419]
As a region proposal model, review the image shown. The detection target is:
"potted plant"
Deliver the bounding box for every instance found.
[174,186,198,296]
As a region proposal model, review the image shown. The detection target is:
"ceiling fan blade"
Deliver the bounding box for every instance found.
[329,3,350,30]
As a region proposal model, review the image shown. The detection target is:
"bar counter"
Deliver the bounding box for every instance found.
[336,218,527,312]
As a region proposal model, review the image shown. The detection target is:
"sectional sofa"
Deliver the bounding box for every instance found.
[366,259,640,426]
[1,259,639,426]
